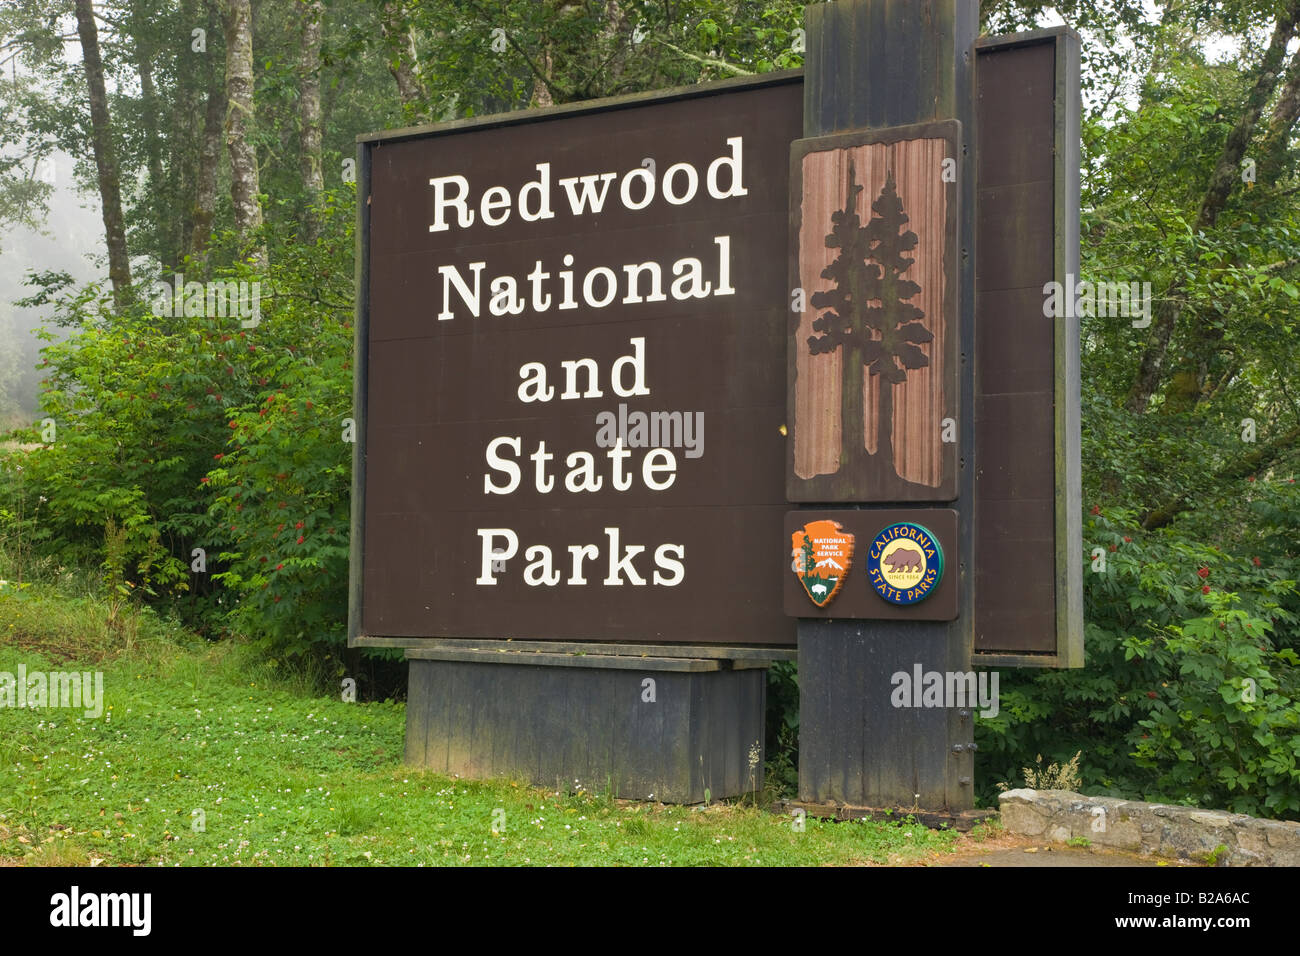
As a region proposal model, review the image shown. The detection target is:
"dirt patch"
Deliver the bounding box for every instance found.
[4,627,112,666]
[923,828,1200,867]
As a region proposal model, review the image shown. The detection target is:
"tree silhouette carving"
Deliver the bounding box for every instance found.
[807,161,932,477]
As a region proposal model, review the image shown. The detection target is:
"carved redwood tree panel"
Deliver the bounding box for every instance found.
[788,122,959,502]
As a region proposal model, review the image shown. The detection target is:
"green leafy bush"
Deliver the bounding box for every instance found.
[0,191,361,666]
[976,501,1300,819]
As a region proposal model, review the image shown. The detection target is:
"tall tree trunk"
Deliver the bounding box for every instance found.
[191,58,226,261]
[1162,41,1300,414]
[531,49,555,108]
[74,0,132,309]
[1260,45,1300,176]
[130,3,168,268]
[298,0,324,240]
[167,0,202,269]
[220,0,265,265]
[598,0,631,92]
[1126,2,1300,414]
[378,1,427,117]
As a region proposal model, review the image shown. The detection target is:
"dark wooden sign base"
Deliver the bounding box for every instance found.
[404,642,792,804]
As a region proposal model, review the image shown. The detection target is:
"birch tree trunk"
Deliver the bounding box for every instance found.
[378,1,427,117]
[299,0,324,241]
[219,0,265,266]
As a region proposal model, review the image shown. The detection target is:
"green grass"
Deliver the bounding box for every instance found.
[1202,844,1229,866]
[0,571,963,867]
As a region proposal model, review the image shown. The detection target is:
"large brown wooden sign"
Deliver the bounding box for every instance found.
[352,77,803,645]
[350,20,1080,668]
[353,0,1082,811]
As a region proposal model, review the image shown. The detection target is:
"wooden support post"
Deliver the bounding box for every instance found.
[796,0,978,811]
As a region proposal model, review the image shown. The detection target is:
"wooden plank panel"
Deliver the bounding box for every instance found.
[832,0,857,132]
[976,394,1056,500]
[403,658,429,765]
[489,667,516,781]
[975,608,1056,652]
[975,181,1055,291]
[443,662,476,777]
[974,30,1081,659]
[600,666,621,796]
[974,41,1054,189]
[723,671,742,798]
[406,640,794,661]
[843,633,866,803]
[797,632,832,802]
[789,122,961,501]
[975,288,1055,392]
[667,673,695,802]
[690,674,710,802]
[429,660,452,772]
[406,648,722,671]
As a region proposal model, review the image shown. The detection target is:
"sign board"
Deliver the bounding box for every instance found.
[972,29,1081,664]
[350,30,1080,667]
[788,121,961,503]
[352,77,803,645]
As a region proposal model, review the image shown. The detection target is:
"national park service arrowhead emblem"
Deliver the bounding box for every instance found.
[868,522,943,605]
[791,520,854,608]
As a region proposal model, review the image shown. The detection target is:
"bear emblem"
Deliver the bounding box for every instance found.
[883,547,923,573]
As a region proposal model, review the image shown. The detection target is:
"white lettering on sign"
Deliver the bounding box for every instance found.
[433,138,756,594]
[483,438,677,496]
[474,332,701,587]
[474,527,685,588]
[436,236,733,321]
[517,338,648,404]
[430,137,746,235]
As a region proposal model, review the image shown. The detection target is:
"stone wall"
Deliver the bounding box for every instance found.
[998,789,1300,866]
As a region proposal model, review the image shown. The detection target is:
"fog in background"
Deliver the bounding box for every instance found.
[0,149,100,429]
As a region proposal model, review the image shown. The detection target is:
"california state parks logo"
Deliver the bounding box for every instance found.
[867,522,943,605]
[791,520,855,608]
